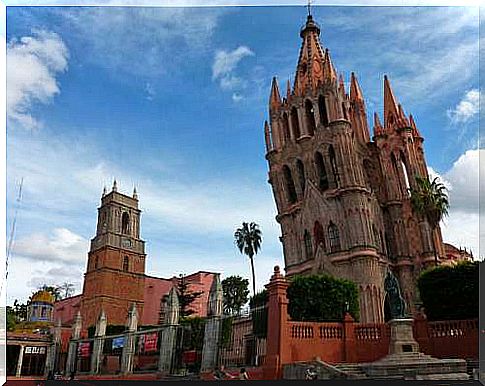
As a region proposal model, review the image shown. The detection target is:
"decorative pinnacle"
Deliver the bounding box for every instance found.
[102,186,107,197]
[133,186,138,199]
[112,179,118,192]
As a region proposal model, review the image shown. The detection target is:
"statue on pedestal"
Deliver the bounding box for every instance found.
[384,269,406,319]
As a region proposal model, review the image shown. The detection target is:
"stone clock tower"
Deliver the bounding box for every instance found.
[81,181,146,328]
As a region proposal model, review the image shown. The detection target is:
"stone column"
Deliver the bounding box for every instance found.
[91,310,107,374]
[201,274,223,372]
[45,319,62,375]
[120,303,138,374]
[342,313,356,363]
[66,311,82,375]
[15,345,25,377]
[159,287,180,374]
[263,266,289,380]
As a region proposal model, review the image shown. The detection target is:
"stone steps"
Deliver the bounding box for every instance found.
[335,364,368,379]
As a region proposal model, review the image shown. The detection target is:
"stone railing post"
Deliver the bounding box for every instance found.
[342,313,356,363]
[159,287,180,374]
[263,266,289,380]
[413,314,429,352]
[121,303,138,374]
[91,310,107,374]
[66,311,82,375]
[201,274,223,372]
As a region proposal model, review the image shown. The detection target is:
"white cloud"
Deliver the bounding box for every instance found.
[144,82,156,101]
[212,46,254,92]
[13,228,88,264]
[232,92,244,102]
[7,30,69,129]
[447,89,480,124]
[428,149,482,257]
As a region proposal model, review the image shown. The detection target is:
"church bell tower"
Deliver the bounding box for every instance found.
[81,181,146,328]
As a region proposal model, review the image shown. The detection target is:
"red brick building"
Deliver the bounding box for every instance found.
[54,182,217,330]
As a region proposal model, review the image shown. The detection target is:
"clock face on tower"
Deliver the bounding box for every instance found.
[122,238,132,248]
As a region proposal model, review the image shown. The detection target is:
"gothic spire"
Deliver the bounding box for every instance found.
[409,114,422,138]
[323,48,337,83]
[350,72,364,102]
[286,78,291,100]
[102,186,107,197]
[383,75,400,128]
[373,112,384,137]
[112,179,118,192]
[293,12,325,95]
[133,186,138,200]
[338,73,346,99]
[269,77,282,112]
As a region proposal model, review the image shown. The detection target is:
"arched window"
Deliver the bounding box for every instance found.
[304,230,313,260]
[400,151,411,194]
[291,107,301,139]
[318,95,329,126]
[282,113,291,142]
[121,212,130,235]
[123,256,129,272]
[283,165,297,204]
[296,159,306,193]
[313,221,325,248]
[305,100,316,136]
[315,152,329,191]
[329,145,340,187]
[328,222,341,253]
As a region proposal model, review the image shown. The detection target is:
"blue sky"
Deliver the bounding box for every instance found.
[5,5,480,304]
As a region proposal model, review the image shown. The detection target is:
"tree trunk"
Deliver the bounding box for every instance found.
[432,226,438,266]
[249,254,256,296]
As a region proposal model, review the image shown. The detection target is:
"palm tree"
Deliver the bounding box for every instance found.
[409,175,450,266]
[234,222,262,296]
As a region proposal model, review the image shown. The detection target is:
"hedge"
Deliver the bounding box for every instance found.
[417,261,479,321]
[287,274,360,322]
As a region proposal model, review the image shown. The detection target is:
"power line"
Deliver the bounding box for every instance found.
[3,178,24,297]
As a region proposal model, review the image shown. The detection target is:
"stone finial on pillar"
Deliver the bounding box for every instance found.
[95,309,107,337]
[164,287,180,326]
[133,186,138,200]
[126,303,138,332]
[102,186,107,197]
[72,311,82,339]
[121,303,138,374]
[207,273,223,317]
[91,310,107,374]
[201,274,224,372]
[112,179,118,192]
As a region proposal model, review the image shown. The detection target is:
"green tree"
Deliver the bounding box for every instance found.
[177,274,204,318]
[222,275,250,315]
[7,306,17,331]
[58,282,75,299]
[287,274,359,322]
[12,299,29,321]
[234,222,262,296]
[409,175,449,266]
[38,284,62,301]
[417,261,479,321]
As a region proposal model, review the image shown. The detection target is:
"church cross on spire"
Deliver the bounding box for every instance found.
[307,0,312,17]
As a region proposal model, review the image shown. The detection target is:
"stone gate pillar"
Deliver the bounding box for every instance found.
[90,310,107,374]
[45,319,62,375]
[120,303,138,374]
[158,287,180,374]
[66,311,82,375]
[201,274,223,372]
[263,266,289,380]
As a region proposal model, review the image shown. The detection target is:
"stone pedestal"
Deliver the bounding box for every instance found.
[388,319,419,355]
[361,319,469,380]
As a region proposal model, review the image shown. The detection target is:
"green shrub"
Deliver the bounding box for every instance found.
[417,261,479,321]
[287,274,359,322]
